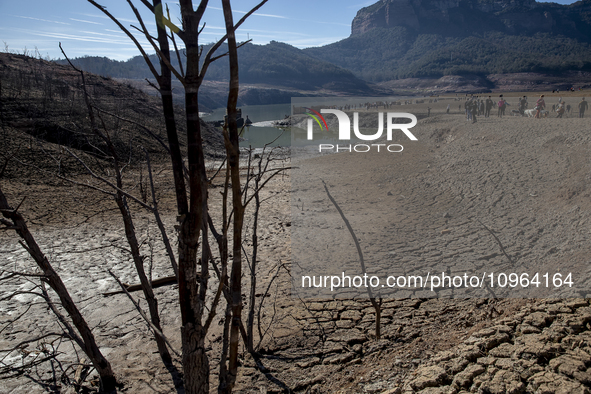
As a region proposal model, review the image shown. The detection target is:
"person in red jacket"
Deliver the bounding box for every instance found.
[497,95,506,118]
[535,95,546,118]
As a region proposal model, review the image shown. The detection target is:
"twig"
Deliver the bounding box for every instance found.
[86,0,161,82]
[40,282,85,351]
[106,270,180,357]
[199,0,268,79]
[0,332,66,365]
[125,0,185,86]
[322,180,382,339]
[166,3,185,78]
[92,105,170,154]
[255,262,284,351]
[143,148,178,277]
[477,219,515,265]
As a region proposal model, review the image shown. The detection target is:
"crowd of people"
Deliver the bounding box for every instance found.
[461,95,513,123]
[460,94,589,123]
[528,95,589,118]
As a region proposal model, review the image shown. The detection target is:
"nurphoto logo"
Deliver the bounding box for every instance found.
[305,108,418,153]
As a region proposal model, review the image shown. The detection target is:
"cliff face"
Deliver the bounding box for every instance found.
[351,0,585,37]
[303,0,591,82]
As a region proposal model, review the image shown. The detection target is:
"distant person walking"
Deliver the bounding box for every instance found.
[446,104,450,114]
[535,95,545,118]
[485,96,494,117]
[497,96,506,118]
[518,96,527,115]
[465,100,471,121]
[579,98,588,118]
[556,103,565,118]
[470,100,478,123]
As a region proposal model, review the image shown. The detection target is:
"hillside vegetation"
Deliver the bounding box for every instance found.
[56,41,370,92]
[0,52,223,181]
[303,0,591,82]
[304,28,591,82]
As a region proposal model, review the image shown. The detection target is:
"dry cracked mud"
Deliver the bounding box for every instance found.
[2,94,591,393]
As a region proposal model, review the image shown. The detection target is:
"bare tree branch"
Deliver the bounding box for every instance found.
[477,219,515,265]
[107,270,180,358]
[167,3,185,78]
[199,0,268,79]
[63,147,153,211]
[86,0,161,82]
[143,148,178,277]
[322,180,382,339]
[210,40,252,62]
[125,0,186,86]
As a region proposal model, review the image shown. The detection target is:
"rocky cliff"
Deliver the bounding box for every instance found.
[351,0,591,38]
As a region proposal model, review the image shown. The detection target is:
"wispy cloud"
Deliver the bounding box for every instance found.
[75,12,108,19]
[295,19,349,27]
[238,28,309,36]
[201,25,226,30]
[244,12,287,19]
[105,29,129,35]
[69,18,103,25]
[9,15,70,25]
[13,28,149,47]
[72,11,153,25]
[202,25,310,37]
[207,6,287,19]
[206,6,348,27]
[80,30,131,39]
[196,29,348,49]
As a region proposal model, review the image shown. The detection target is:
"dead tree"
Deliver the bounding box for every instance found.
[241,139,290,353]
[220,1,245,390]
[3,1,279,392]
[0,188,117,392]
[60,44,173,364]
[86,1,267,393]
[322,181,383,340]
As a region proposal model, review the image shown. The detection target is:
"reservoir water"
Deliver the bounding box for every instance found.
[201,96,414,148]
[201,103,291,148]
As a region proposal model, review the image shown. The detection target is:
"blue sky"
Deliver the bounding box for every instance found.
[0,0,578,61]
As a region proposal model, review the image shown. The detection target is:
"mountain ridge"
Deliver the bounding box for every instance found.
[350,0,591,39]
[302,0,591,86]
[55,41,374,104]
[54,0,591,100]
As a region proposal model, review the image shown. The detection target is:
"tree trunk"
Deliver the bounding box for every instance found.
[153,0,188,217]
[114,192,171,362]
[221,1,245,391]
[180,322,210,394]
[177,2,211,392]
[247,168,260,353]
